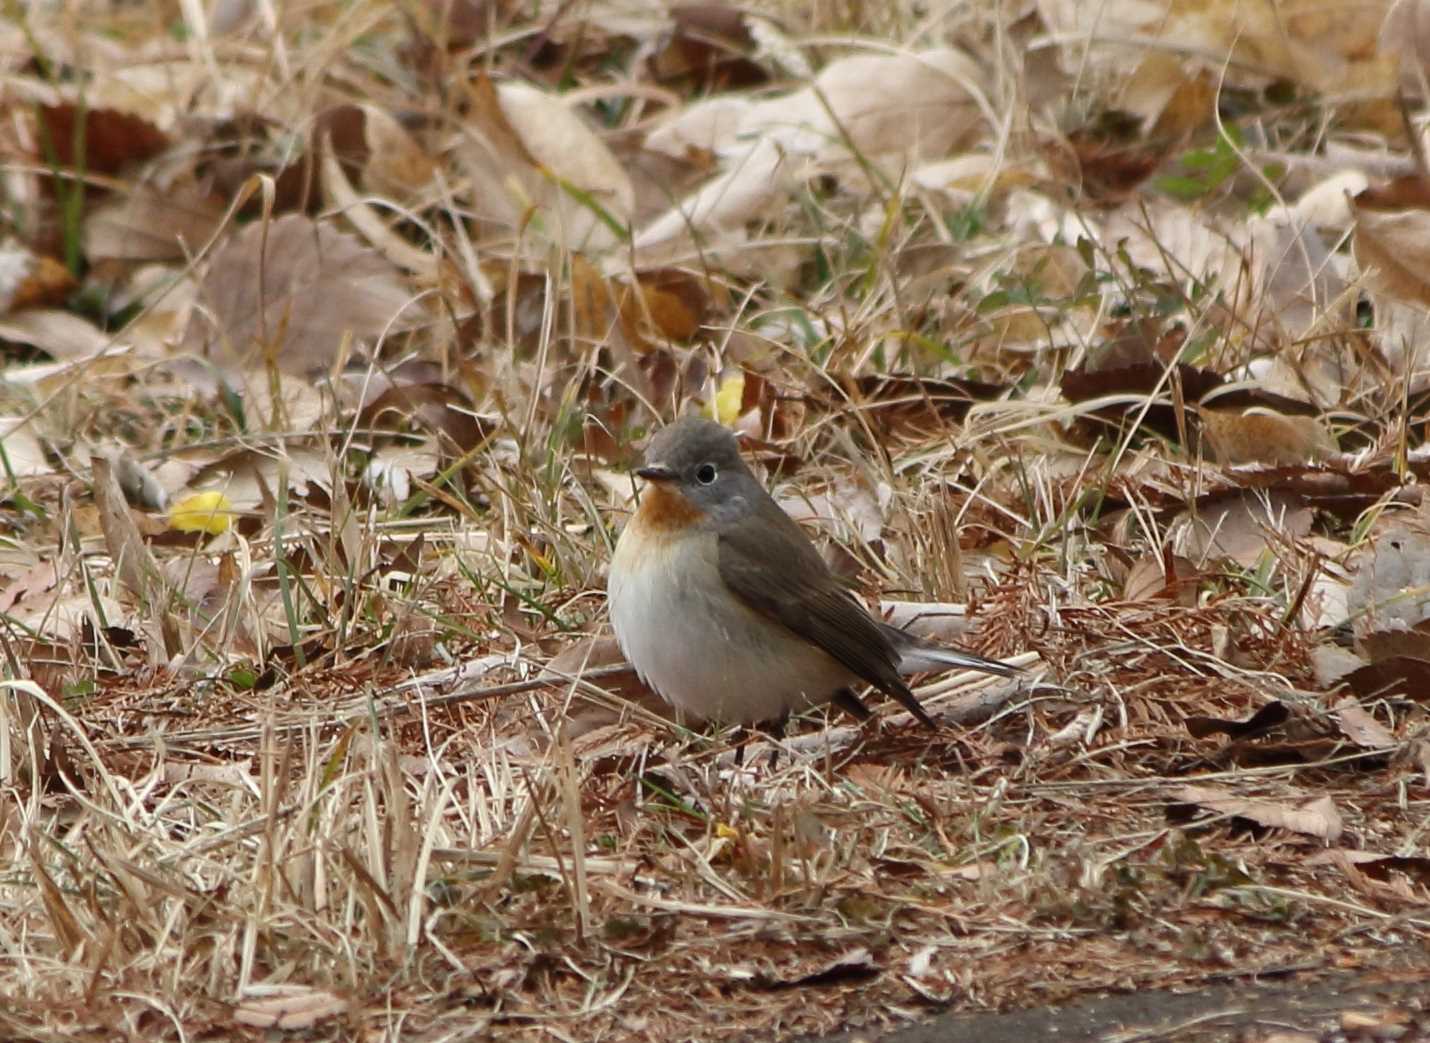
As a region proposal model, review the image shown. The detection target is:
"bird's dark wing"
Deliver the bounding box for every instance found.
[717,500,935,727]
[831,687,873,722]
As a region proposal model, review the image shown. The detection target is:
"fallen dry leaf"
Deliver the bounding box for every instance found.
[232,988,349,1030]
[1347,524,1430,636]
[1341,656,1430,699]
[1354,203,1430,307]
[1171,785,1344,843]
[1333,696,1397,748]
[1123,549,1200,604]
[35,103,168,174]
[83,185,229,263]
[0,417,50,476]
[0,309,109,361]
[182,213,416,379]
[753,947,878,989]
[633,136,787,256]
[458,75,633,252]
[1199,409,1339,466]
[1172,490,1314,567]
[648,3,768,91]
[318,103,437,204]
[617,268,711,346]
[0,559,58,615]
[1310,644,1367,687]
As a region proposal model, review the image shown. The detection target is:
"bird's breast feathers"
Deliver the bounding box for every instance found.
[627,482,706,537]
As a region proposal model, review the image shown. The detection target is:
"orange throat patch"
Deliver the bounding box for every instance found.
[633,481,706,535]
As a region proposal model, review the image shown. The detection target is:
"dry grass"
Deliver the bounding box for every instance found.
[1,1,1429,1040]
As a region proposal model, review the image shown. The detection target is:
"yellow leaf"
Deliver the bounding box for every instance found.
[713,372,744,426]
[715,822,739,839]
[168,491,233,534]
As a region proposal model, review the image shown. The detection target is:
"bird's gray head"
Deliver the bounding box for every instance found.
[637,415,758,523]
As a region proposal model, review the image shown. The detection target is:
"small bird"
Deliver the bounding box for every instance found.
[607,415,1016,735]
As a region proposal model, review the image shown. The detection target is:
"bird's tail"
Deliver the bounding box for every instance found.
[882,624,1020,678]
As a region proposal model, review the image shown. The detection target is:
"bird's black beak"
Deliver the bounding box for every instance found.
[636,464,677,482]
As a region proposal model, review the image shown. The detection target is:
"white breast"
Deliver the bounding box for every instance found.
[608,525,855,725]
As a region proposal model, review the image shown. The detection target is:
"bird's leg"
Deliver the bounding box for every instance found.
[745,713,788,770]
[733,726,749,768]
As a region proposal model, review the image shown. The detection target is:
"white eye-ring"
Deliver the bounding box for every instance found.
[695,463,718,485]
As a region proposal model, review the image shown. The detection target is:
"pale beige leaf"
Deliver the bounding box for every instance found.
[633,137,787,255]
[1380,0,1430,88]
[1171,491,1313,567]
[496,82,634,243]
[1346,523,1430,631]
[84,186,228,262]
[233,988,349,1030]
[1047,708,1101,747]
[744,12,810,77]
[163,758,256,790]
[86,61,211,131]
[911,154,1010,199]
[1036,0,1169,47]
[1354,205,1430,307]
[1245,214,1351,341]
[735,48,986,166]
[1292,170,1370,229]
[112,265,201,359]
[456,77,632,253]
[877,600,980,647]
[0,417,50,477]
[1333,697,1397,748]
[7,589,129,643]
[363,444,439,508]
[1114,51,1200,131]
[543,635,629,677]
[182,214,416,378]
[1242,351,1348,411]
[1173,785,1344,842]
[645,96,753,161]
[1368,297,1430,373]
[0,559,57,615]
[779,478,884,544]
[183,446,333,513]
[801,47,986,164]
[638,47,985,259]
[1310,644,1366,688]
[354,104,438,203]
[0,310,109,360]
[1100,202,1248,304]
[1043,0,1394,96]
[1298,545,1354,630]
[1122,552,1199,604]
[1302,848,1386,869]
[318,145,441,279]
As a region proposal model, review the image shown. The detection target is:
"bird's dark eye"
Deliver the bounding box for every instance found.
[695,462,718,485]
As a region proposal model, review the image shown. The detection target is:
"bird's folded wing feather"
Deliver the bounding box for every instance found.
[715,503,905,695]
